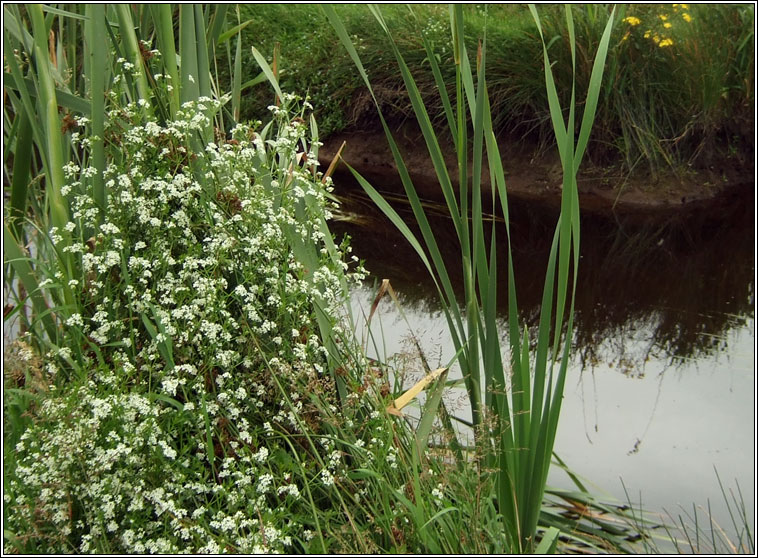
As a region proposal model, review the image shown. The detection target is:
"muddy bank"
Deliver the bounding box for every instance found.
[318,125,754,215]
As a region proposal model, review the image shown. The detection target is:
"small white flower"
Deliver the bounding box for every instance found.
[66,313,84,327]
[320,469,335,487]
[253,446,269,464]
[257,473,274,494]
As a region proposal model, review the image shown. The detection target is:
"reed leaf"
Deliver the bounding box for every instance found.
[150,4,180,116]
[216,19,252,46]
[85,4,106,215]
[251,46,284,105]
[179,6,200,103]
[39,5,87,21]
[114,4,151,105]
[194,5,212,101]
[28,6,68,242]
[420,32,457,144]
[534,526,561,554]
[329,3,615,552]
[8,110,33,242]
[205,4,229,54]
[231,11,243,122]
[3,72,91,115]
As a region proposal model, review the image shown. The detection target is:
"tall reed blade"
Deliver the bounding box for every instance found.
[85,4,106,216]
[328,4,615,552]
[150,4,181,116]
[8,110,33,242]
[115,5,151,106]
[179,6,200,103]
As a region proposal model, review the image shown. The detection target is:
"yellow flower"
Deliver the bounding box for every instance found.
[681,3,689,9]
[659,38,674,47]
[663,22,672,28]
[653,34,661,44]
[623,16,642,26]
[682,12,692,22]
[644,30,651,39]
[658,14,668,21]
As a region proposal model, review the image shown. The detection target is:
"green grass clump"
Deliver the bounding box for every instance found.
[231,4,753,177]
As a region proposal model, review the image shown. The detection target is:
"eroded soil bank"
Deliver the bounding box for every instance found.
[318,124,754,216]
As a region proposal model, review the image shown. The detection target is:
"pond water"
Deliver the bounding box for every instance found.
[331,177,755,548]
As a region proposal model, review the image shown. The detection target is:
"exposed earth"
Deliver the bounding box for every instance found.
[318,123,754,216]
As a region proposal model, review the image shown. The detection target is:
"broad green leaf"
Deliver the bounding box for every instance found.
[216,19,252,45]
[535,527,561,554]
[251,46,284,104]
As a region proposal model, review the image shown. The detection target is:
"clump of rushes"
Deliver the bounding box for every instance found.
[326,3,620,553]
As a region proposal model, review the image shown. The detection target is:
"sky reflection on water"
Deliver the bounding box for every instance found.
[334,183,755,545]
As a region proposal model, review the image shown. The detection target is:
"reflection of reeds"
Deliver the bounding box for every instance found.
[333,185,754,369]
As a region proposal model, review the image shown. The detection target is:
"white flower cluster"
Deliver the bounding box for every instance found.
[6,91,371,553]
[4,386,303,554]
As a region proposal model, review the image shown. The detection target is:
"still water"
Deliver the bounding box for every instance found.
[331,179,755,547]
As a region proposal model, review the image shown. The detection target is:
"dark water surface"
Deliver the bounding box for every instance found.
[332,180,755,546]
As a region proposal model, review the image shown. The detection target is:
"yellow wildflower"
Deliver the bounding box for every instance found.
[658,14,668,21]
[653,34,661,44]
[682,12,692,22]
[659,38,674,47]
[681,4,689,9]
[644,30,651,39]
[623,16,642,26]
[663,22,672,28]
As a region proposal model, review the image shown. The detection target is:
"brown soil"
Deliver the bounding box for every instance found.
[318,123,754,216]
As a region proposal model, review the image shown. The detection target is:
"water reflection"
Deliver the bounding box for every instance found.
[331,181,755,372]
[332,179,755,543]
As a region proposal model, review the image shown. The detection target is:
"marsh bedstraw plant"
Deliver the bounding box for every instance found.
[4,49,488,551]
[4,86,273,549]
[3,54,406,549]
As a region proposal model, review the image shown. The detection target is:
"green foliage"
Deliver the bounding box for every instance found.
[5,4,729,555]
[2,5,516,554]
[231,4,753,175]
[326,3,617,552]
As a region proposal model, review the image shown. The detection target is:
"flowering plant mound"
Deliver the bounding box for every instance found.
[3,89,406,553]
[620,3,694,49]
